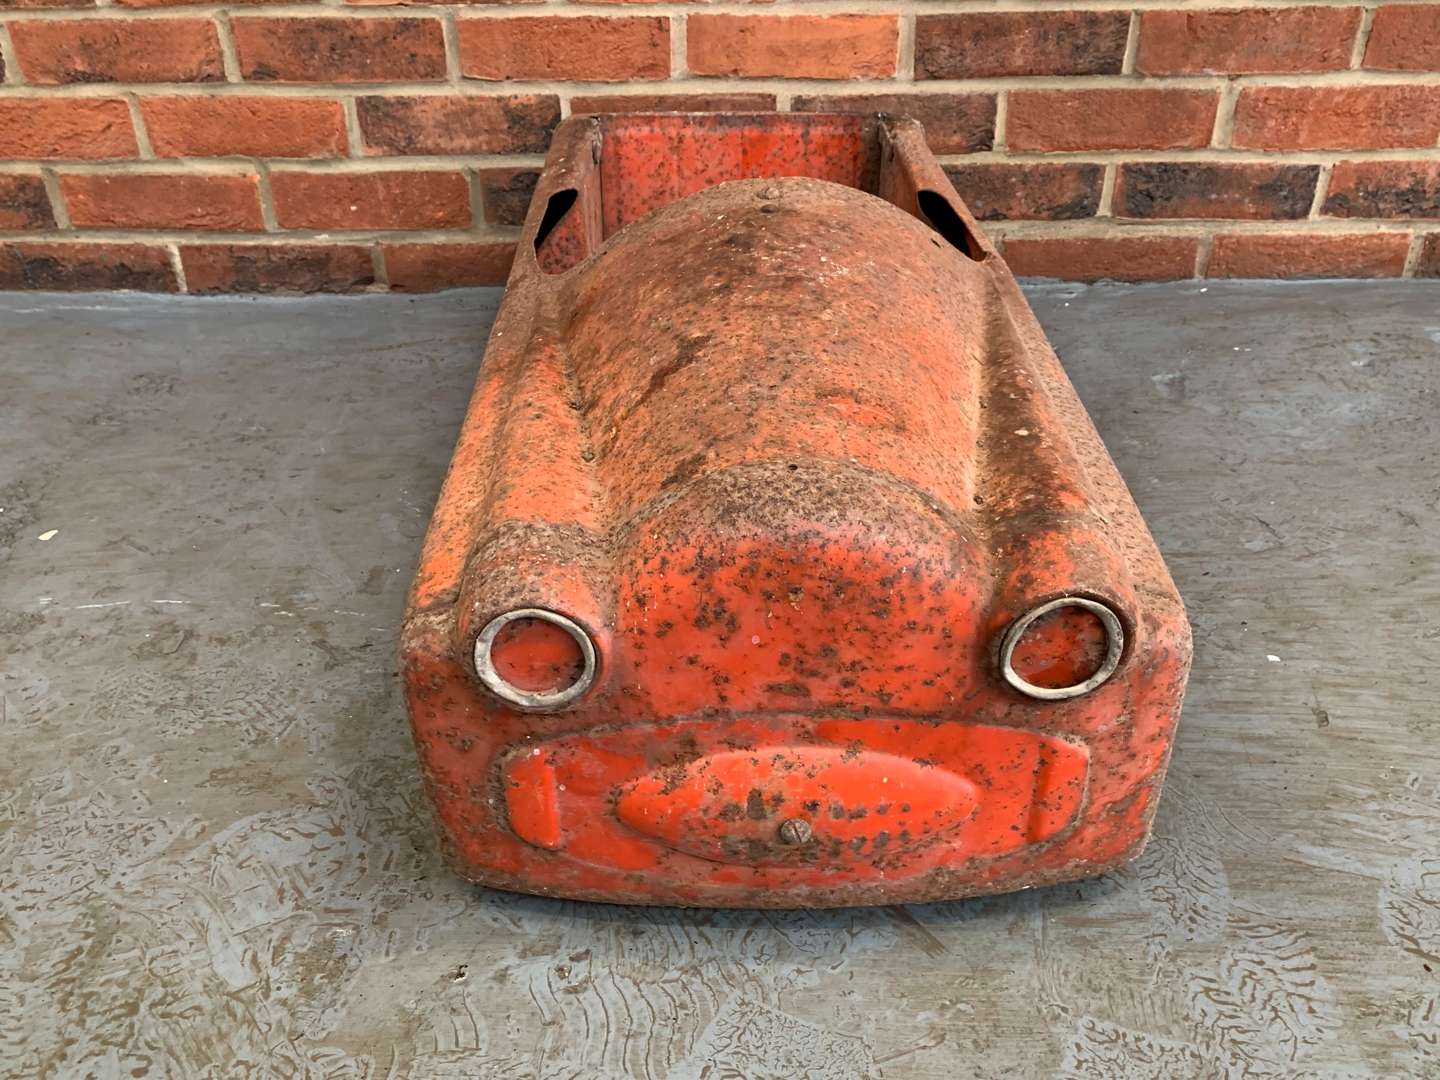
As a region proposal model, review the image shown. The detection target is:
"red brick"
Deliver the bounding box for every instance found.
[1364,5,1440,71]
[181,244,375,292]
[356,94,559,155]
[271,171,471,230]
[1,0,93,8]
[1208,232,1409,278]
[1137,7,1361,74]
[1416,234,1440,278]
[0,242,176,291]
[1233,86,1440,150]
[791,92,995,154]
[233,17,446,82]
[1003,235,1199,282]
[458,16,669,81]
[1323,161,1440,218]
[688,14,898,78]
[1116,162,1319,220]
[348,0,541,4]
[346,0,541,5]
[0,174,57,229]
[570,92,776,114]
[384,241,515,290]
[944,163,1101,221]
[0,99,136,160]
[478,167,538,227]
[115,0,293,7]
[10,19,223,84]
[1008,90,1219,152]
[61,173,264,231]
[142,97,347,159]
[916,12,1129,78]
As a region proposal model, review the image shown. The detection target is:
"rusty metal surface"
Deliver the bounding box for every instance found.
[403,114,1191,907]
[3,282,1439,1076]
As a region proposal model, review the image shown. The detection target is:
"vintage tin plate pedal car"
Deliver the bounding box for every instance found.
[401,113,1191,908]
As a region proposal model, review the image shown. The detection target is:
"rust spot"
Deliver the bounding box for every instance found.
[745,788,768,821]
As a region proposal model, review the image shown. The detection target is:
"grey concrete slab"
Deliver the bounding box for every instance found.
[2,281,1437,1079]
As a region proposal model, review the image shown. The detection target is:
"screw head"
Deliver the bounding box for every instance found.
[777,818,813,845]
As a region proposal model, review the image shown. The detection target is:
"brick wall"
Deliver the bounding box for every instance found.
[2,2,1439,292]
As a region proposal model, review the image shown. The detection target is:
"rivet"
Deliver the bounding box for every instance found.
[777,818,813,845]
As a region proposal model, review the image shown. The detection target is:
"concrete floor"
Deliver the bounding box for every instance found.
[2,281,1438,1079]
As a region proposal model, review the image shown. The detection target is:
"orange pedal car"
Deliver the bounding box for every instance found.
[401,113,1191,907]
